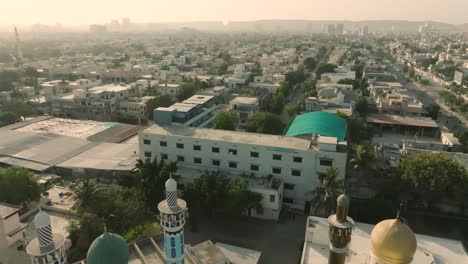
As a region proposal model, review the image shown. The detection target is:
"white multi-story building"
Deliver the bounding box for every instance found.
[139,112,347,211]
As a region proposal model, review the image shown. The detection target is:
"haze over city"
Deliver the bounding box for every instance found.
[1,1,468,264]
[1,0,468,25]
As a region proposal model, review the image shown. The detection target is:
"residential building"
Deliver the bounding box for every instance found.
[0,203,29,264]
[140,112,347,211]
[153,94,217,128]
[119,96,156,119]
[230,96,259,129]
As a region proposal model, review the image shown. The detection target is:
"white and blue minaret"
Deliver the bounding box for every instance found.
[158,176,187,264]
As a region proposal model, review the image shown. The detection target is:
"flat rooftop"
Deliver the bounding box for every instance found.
[89,84,130,93]
[142,123,312,151]
[301,216,468,264]
[15,117,114,139]
[57,142,138,171]
[367,113,438,128]
[0,202,21,219]
[231,96,258,105]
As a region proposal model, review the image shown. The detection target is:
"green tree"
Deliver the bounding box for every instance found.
[0,166,41,206]
[311,167,343,216]
[349,142,379,178]
[225,178,262,216]
[355,96,369,117]
[246,112,285,135]
[0,112,21,125]
[316,63,337,79]
[454,130,468,153]
[425,103,440,120]
[346,116,373,144]
[0,70,21,91]
[215,111,238,130]
[178,78,210,101]
[285,104,302,118]
[128,158,178,207]
[123,222,163,243]
[248,62,262,82]
[71,179,107,214]
[303,57,317,71]
[337,78,354,85]
[399,152,468,205]
[146,95,173,119]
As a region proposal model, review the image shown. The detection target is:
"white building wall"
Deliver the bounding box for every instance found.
[139,132,346,207]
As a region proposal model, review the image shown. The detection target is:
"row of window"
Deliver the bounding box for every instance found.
[144,151,302,177]
[143,139,304,163]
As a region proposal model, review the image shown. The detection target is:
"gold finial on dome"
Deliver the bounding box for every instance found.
[370,204,417,264]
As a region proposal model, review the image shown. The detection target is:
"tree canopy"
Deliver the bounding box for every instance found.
[454,130,468,153]
[399,152,468,203]
[146,95,173,119]
[311,167,343,216]
[215,111,238,131]
[0,166,41,206]
[246,112,285,135]
[184,171,262,217]
[354,96,370,117]
[425,103,440,120]
[316,63,337,79]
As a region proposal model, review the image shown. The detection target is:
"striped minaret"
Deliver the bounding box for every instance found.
[26,210,68,264]
[35,211,54,248]
[158,175,187,264]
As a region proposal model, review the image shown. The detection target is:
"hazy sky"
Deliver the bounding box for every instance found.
[1,0,468,25]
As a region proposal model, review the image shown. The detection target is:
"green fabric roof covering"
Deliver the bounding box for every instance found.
[87,232,129,264]
[284,112,346,141]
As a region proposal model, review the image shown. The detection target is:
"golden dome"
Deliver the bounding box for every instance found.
[370,219,417,264]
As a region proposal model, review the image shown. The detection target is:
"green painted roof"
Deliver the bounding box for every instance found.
[87,232,129,264]
[284,112,346,141]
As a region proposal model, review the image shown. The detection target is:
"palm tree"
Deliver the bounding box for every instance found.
[310,167,344,216]
[72,179,106,214]
[349,142,379,179]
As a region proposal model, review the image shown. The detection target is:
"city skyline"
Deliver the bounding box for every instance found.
[1,0,468,26]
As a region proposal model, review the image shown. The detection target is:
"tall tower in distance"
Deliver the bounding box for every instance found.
[158,176,187,264]
[26,210,67,264]
[13,26,23,68]
[327,194,354,264]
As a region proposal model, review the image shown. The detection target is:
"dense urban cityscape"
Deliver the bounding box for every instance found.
[1,10,468,264]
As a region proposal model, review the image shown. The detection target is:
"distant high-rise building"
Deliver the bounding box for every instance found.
[336,23,344,34]
[13,26,23,67]
[326,24,336,34]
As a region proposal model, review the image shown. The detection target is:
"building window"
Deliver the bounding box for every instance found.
[176,143,184,149]
[293,156,302,163]
[291,169,301,177]
[273,154,282,160]
[270,195,275,203]
[160,141,167,147]
[212,160,220,166]
[229,162,237,168]
[143,139,151,145]
[194,157,202,164]
[250,151,259,158]
[272,167,282,174]
[212,147,220,153]
[177,156,185,162]
[228,149,237,155]
[193,145,201,151]
[283,197,294,203]
[320,159,333,166]
[161,153,168,160]
[284,183,295,190]
[250,164,259,171]
[144,151,151,158]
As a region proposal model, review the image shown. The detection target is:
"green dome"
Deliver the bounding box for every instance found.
[87,232,129,264]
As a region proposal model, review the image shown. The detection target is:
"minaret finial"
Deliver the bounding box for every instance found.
[396,202,404,220]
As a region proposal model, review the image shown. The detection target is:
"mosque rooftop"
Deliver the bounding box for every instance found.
[301,216,468,264]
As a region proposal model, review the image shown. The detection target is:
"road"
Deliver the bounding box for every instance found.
[388,64,468,131]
